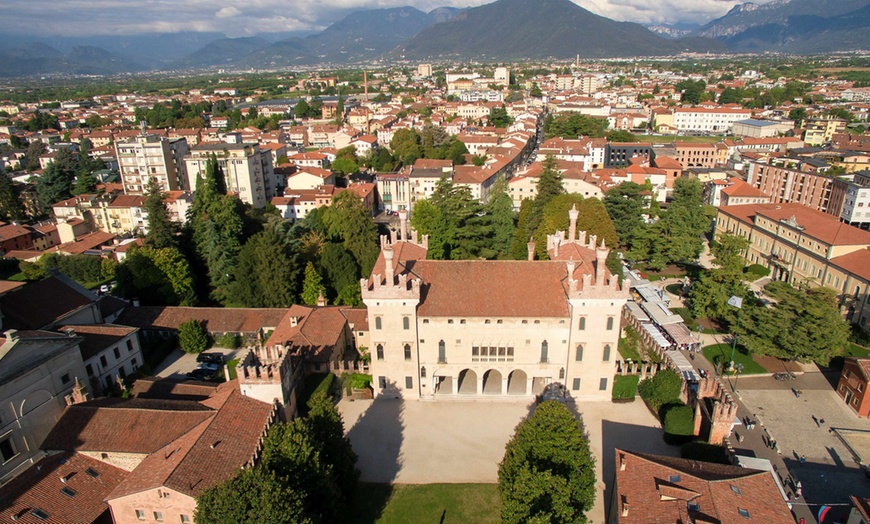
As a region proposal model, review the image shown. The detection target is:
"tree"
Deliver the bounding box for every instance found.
[196,468,311,524]
[510,199,534,260]
[788,107,807,126]
[178,319,208,354]
[603,182,648,249]
[526,155,564,237]
[331,156,358,177]
[486,179,516,257]
[24,141,46,171]
[227,227,299,308]
[322,191,379,274]
[489,106,513,127]
[144,178,176,249]
[656,178,708,265]
[530,83,543,98]
[498,401,596,524]
[114,246,196,306]
[0,174,26,222]
[35,148,76,213]
[638,368,683,413]
[544,114,607,139]
[319,242,359,304]
[301,261,326,306]
[737,282,850,364]
[294,99,310,119]
[534,195,618,259]
[605,130,637,142]
[305,391,359,509]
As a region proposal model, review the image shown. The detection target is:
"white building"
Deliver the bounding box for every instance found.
[60,325,143,396]
[185,143,276,208]
[673,107,754,133]
[363,209,628,400]
[115,134,190,194]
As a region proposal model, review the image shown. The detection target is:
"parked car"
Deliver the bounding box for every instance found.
[196,352,223,365]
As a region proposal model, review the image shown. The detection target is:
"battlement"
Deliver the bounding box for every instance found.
[236,344,293,385]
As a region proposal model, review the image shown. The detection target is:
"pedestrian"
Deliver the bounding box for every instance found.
[819,418,825,425]
[800,455,806,464]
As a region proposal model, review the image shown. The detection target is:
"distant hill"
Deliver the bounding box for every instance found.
[647,22,700,39]
[390,0,727,60]
[0,44,144,77]
[174,37,271,69]
[694,0,870,52]
[241,6,462,67]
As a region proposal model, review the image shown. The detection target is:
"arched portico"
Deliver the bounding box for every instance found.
[507,370,528,395]
[482,370,502,394]
[457,369,477,395]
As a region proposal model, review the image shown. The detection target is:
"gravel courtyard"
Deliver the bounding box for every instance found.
[340,397,677,523]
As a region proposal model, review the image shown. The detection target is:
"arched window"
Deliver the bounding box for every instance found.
[420,366,427,378]
[375,317,382,330]
[404,344,412,360]
[575,344,584,362]
[438,340,446,364]
[403,317,410,330]
[559,367,565,380]
[606,317,614,330]
[540,341,548,363]
[603,344,611,362]
[578,317,586,330]
[376,344,384,361]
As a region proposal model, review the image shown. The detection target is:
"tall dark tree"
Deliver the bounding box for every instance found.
[486,179,516,258]
[322,191,379,274]
[195,468,311,524]
[227,226,299,308]
[0,174,26,222]
[24,141,46,171]
[144,178,177,249]
[499,401,596,524]
[305,391,359,516]
[318,242,359,304]
[35,148,76,213]
[603,182,648,249]
[658,177,709,263]
[526,155,564,237]
[510,199,534,260]
[535,194,619,259]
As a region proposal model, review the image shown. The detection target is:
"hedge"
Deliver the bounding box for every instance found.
[638,369,683,414]
[612,375,639,401]
[662,402,695,436]
[744,264,770,278]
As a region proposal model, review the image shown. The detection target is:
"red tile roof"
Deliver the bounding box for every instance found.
[56,324,137,361]
[116,306,289,333]
[719,202,870,247]
[0,451,126,524]
[613,449,793,524]
[0,275,96,330]
[830,248,870,281]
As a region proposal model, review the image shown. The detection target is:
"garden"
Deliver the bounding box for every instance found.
[354,483,500,523]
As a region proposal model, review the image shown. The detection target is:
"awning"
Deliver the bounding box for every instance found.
[660,322,699,346]
[640,301,683,325]
[625,301,650,323]
[642,323,671,348]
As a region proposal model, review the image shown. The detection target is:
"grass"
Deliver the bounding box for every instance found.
[670,307,720,335]
[0,272,28,282]
[353,483,501,524]
[225,358,239,381]
[702,343,767,375]
[618,336,642,361]
[845,343,870,359]
[613,374,640,400]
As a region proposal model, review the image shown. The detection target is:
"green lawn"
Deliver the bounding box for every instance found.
[670,307,720,335]
[353,483,501,524]
[618,336,642,361]
[702,343,767,375]
[225,359,239,380]
[0,271,28,282]
[845,343,870,359]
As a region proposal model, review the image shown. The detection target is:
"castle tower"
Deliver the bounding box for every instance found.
[237,344,297,419]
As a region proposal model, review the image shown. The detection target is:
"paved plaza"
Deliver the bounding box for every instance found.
[735,370,870,522]
[340,397,678,523]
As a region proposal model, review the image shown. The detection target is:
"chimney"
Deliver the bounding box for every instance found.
[527,237,536,261]
[568,203,579,241]
[290,316,298,327]
[317,292,326,307]
[554,238,560,258]
[567,259,575,279]
[384,247,395,286]
[398,209,408,241]
[619,452,627,471]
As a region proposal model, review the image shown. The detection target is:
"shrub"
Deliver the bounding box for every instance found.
[178,319,209,354]
[612,375,639,401]
[349,373,372,389]
[638,369,683,414]
[662,403,695,436]
[215,333,241,349]
[681,441,730,464]
[744,264,770,278]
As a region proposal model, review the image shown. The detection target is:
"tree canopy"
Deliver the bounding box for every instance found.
[498,400,596,524]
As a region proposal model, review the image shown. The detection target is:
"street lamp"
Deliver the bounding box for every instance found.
[727,295,743,371]
[733,363,744,393]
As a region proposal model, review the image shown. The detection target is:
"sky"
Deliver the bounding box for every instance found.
[0,0,768,38]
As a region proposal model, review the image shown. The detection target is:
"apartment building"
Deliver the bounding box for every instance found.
[673,142,719,169]
[715,202,870,329]
[115,134,190,194]
[364,209,628,400]
[672,107,753,133]
[185,143,276,208]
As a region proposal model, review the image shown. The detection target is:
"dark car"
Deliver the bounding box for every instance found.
[186,368,216,381]
[196,352,223,365]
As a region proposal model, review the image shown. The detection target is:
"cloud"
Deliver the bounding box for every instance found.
[0,0,769,38]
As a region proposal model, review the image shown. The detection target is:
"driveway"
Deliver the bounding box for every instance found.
[153,347,247,379]
[340,398,678,524]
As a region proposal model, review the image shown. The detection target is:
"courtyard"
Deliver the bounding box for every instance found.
[339,396,678,523]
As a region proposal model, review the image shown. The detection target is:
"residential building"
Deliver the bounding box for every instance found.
[0,330,90,483]
[838,358,870,417]
[609,449,794,524]
[705,177,771,207]
[803,117,847,146]
[363,209,628,400]
[377,172,411,213]
[60,324,142,396]
[672,107,753,133]
[115,133,190,194]
[0,223,34,254]
[41,382,277,524]
[409,159,454,204]
[605,142,655,168]
[715,202,870,329]
[185,143,275,208]
[839,171,870,230]
[673,142,718,169]
[286,167,336,191]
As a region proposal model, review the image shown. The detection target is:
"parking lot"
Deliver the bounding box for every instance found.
[339,397,677,523]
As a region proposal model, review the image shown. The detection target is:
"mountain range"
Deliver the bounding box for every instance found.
[2,0,870,78]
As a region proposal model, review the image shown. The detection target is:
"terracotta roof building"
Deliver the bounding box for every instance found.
[364,208,628,400]
[609,449,794,523]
